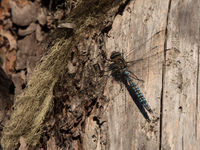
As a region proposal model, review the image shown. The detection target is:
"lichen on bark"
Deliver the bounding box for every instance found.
[1,0,126,149]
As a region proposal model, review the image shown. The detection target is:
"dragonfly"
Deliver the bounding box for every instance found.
[92,31,165,121]
[109,51,153,113]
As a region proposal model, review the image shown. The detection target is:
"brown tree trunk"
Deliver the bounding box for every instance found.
[1,0,200,150]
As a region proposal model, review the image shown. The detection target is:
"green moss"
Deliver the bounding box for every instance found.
[1,38,73,149]
[1,0,125,149]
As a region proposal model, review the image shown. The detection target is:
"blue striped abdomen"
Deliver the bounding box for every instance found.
[123,69,152,113]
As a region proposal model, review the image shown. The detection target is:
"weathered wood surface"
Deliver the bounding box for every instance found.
[83,0,200,150]
[162,1,200,150]
[104,0,167,149]
[1,0,200,149]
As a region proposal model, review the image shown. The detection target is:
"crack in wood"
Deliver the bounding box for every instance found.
[159,0,172,149]
[195,46,199,140]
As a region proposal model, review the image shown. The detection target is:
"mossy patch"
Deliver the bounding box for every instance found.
[1,0,125,149]
[1,38,73,149]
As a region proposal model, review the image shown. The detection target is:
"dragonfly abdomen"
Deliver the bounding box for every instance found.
[123,68,152,113]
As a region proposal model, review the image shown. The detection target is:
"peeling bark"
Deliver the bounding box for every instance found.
[1,0,200,150]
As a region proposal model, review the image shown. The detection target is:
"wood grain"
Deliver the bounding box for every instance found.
[104,0,169,149]
[161,0,200,149]
[93,0,200,149]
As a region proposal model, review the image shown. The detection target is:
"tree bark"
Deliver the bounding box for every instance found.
[1,0,200,149]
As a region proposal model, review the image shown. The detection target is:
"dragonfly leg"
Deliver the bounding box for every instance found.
[129,70,144,83]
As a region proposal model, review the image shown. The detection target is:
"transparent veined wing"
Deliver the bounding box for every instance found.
[120,30,166,83]
[93,30,166,79]
[123,30,165,59]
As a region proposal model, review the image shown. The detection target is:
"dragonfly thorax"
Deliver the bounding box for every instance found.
[110,51,121,60]
[110,51,127,69]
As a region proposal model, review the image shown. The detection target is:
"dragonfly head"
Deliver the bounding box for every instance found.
[110,51,122,61]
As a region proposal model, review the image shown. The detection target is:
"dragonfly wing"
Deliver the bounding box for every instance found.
[126,58,144,65]
[128,70,144,82]
[124,30,164,59]
[126,46,164,70]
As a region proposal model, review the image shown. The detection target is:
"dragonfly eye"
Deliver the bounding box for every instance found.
[110,51,121,60]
